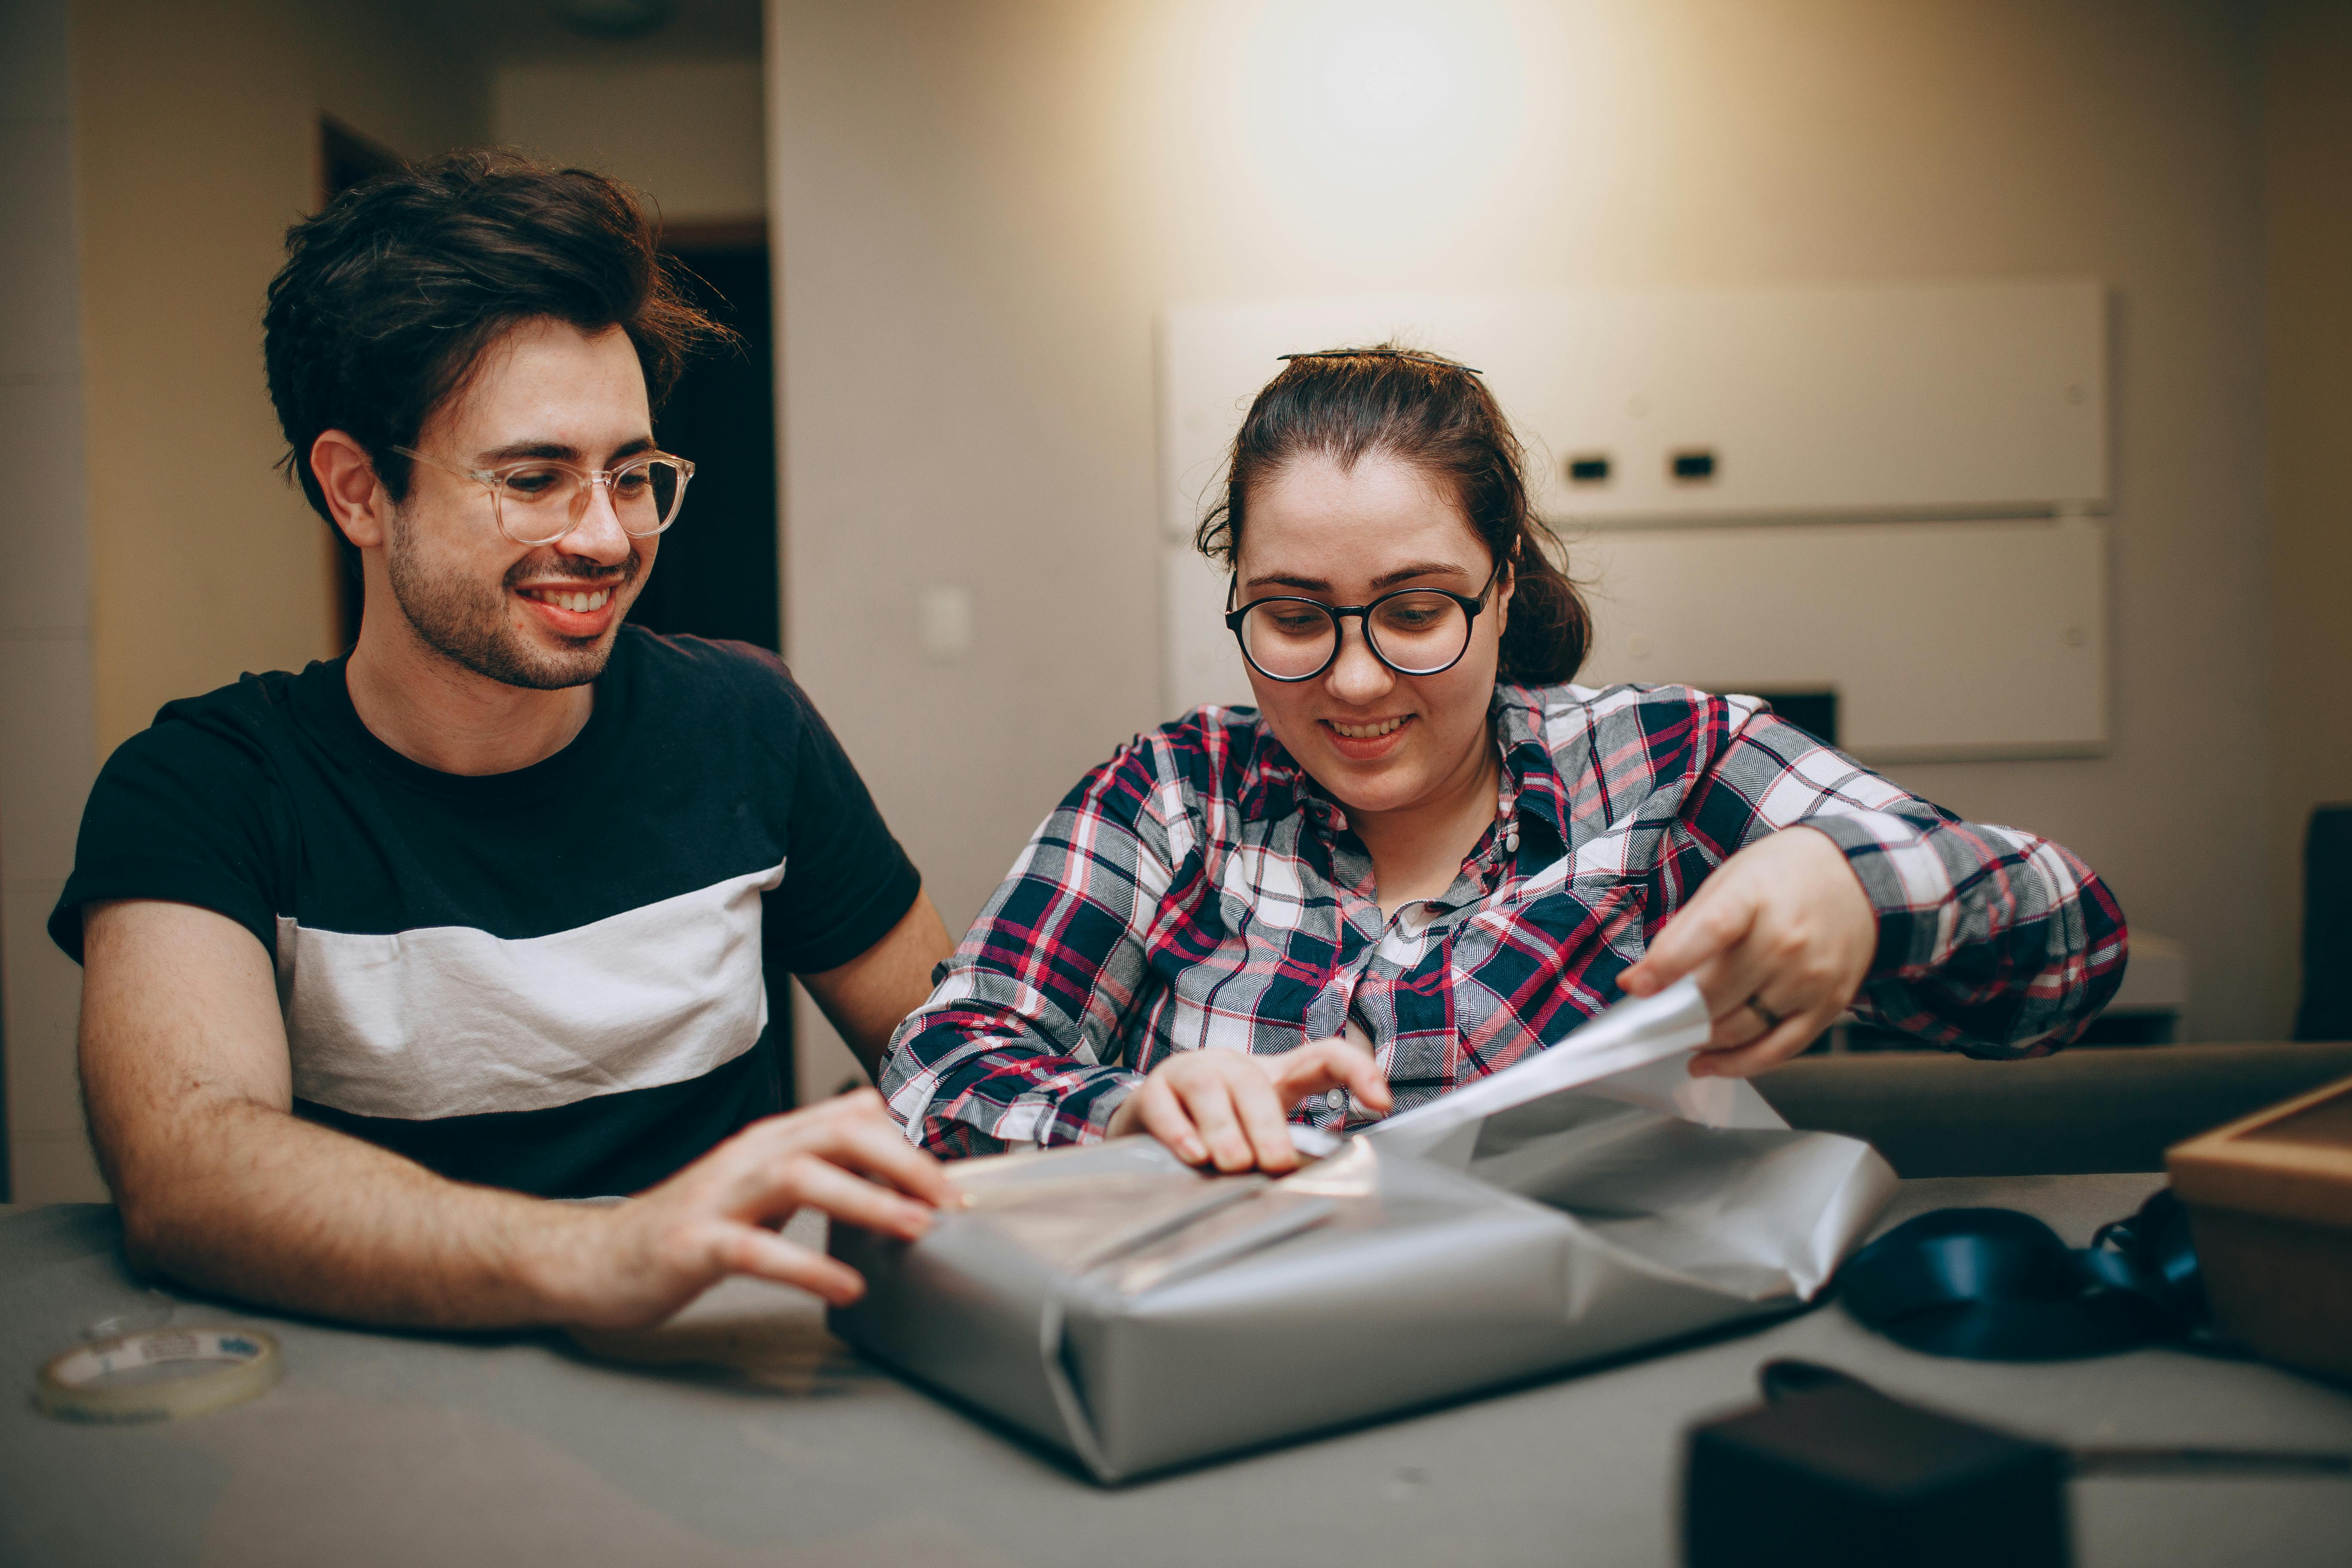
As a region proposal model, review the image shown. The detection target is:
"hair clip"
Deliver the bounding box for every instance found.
[1277,348,1484,375]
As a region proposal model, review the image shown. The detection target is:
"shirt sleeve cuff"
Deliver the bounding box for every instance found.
[1791,812,1957,977]
[942,1066,1144,1149]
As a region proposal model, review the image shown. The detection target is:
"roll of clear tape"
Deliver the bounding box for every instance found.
[35,1327,282,1424]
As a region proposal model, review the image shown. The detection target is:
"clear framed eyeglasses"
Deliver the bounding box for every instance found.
[1225,560,1504,682]
[392,446,696,548]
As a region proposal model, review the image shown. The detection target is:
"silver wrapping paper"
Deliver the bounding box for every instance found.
[832,978,1898,1482]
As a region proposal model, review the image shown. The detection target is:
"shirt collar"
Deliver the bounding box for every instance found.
[1491,682,1570,847]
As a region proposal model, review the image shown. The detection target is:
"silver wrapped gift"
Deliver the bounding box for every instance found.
[832,980,1897,1482]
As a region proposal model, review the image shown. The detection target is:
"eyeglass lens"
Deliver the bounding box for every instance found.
[496,460,688,545]
[1239,592,1472,679]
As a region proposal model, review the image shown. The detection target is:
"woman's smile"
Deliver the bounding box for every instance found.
[1318,713,1417,761]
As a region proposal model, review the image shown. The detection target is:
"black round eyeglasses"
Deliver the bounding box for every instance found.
[1224,560,1504,683]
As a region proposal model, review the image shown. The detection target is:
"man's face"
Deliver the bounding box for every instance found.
[385,319,658,690]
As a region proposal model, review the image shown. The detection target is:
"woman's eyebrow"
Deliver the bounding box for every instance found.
[1245,561,1471,594]
[1369,560,1470,589]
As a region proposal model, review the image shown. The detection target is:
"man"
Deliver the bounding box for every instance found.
[49,151,956,1331]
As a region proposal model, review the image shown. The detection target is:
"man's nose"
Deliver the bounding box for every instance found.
[1324,619,1396,704]
[554,478,634,564]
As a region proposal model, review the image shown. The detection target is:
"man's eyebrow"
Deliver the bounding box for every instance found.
[477,436,658,464]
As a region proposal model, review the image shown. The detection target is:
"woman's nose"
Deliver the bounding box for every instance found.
[1324,620,1396,704]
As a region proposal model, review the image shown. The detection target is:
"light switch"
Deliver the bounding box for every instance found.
[918,585,972,662]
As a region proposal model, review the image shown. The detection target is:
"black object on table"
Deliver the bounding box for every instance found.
[1686,1358,2352,1567]
[1683,1360,2069,1568]
[1834,1192,2204,1361]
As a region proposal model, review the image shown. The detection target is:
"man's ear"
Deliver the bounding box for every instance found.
[310,430,389,550]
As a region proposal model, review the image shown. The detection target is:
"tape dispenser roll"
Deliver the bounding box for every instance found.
[36,1327,282,1424]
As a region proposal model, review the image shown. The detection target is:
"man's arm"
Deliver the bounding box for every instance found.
[80,898,954,1331]
[796,889,955,1080]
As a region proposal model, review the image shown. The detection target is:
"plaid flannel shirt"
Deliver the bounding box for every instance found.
[882,683,2127,1157]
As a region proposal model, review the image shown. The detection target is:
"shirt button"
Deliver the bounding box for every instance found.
[1325,1087,1349,1113]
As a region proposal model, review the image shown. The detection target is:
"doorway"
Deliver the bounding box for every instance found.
[631,225,780,653]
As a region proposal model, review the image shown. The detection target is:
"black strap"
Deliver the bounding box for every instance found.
[1837,1188,2207,1361]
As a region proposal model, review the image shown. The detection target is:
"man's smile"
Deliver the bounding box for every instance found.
[517,585,612,612]
[510,570,630,638]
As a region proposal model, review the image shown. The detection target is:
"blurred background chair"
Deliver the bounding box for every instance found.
[1758,1040,2352,1177]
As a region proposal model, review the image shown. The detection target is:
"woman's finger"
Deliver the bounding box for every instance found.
[1687,936,1784,1035]
[1228,1069,1301,1173]
[1336,1044,1393,1115]
[1621,883,1758,997]
[1133,1081,1208,1165]
[1695,929,1810,1048]
[1690,1005,1828,1078]
[1272,1038,1395,1116]
[1173,1072,1257,1173]
[1704,988,1773,1050]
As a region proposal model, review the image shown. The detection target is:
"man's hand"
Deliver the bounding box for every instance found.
[1619,825,1878,1078]
[80,898,956,1331]
[545,1089,957,1330]
[1104,1040,1393,1174]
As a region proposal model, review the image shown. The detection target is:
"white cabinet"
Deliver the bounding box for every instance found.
[1574,517,2108,762]
[1157,282,2111,759]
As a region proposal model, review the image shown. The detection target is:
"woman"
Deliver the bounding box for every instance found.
[882,347,2126,1170]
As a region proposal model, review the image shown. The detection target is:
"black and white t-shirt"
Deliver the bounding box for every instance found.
[49,626,919,1198]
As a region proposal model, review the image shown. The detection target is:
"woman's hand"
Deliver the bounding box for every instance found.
[1618,825,1878,1078]
[1105,1040,1393,1173]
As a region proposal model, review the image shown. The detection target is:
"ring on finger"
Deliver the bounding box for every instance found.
[1746,996,1786,1031]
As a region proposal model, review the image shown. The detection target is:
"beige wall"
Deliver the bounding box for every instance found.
[12,1,487,1200]
[493,60,766,224]
[74,0,486,759]
[772,0,2281,1053]
[4,0,101,1201]
[2263,0,2352,1029]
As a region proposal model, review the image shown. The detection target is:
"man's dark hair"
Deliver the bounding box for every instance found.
[264,149,724,523]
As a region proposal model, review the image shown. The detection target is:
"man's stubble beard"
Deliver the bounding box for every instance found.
[384,509,636,692]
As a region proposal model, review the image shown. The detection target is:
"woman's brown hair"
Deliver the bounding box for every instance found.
[1193,346,1590,685]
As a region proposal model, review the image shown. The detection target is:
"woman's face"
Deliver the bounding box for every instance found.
[1233,450,1512,823]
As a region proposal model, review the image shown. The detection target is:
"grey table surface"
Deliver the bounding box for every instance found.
[4,1174,2349,1568]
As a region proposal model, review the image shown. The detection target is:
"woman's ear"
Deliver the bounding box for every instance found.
[1494,552,1515,638]
[310,430,390,550]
